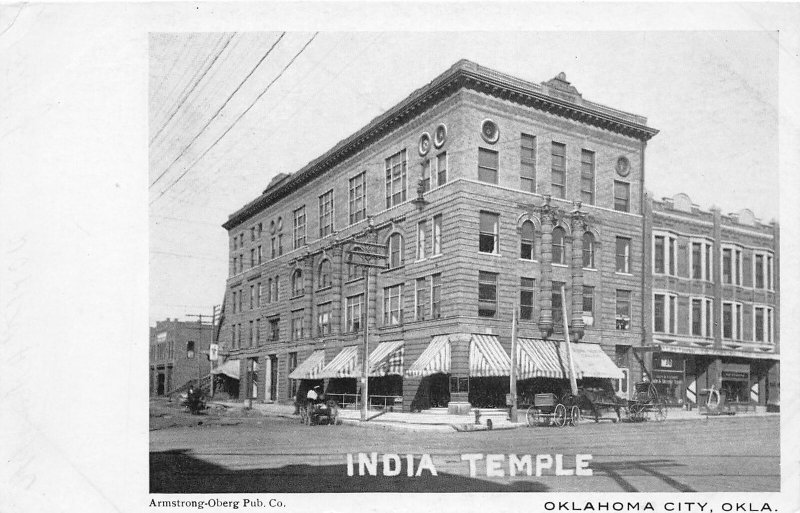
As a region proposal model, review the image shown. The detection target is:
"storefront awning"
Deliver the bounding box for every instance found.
[288,350,325,380]
[517,338,623,380]
[648,342,780,361]
[318,346,360,379]
[470,334,511,377]
[211,359,240,380]
[369,341,404,377]
[406,335,450,377]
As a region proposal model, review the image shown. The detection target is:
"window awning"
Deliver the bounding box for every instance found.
[369,341,404,376]
[517,338,623,380]
[406,335,450,377]
[211,359,240,380]
[470,334,511,377]
[288,350,325,380]
[318,346,360,379]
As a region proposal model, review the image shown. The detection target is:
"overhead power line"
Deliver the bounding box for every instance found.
[150,32,319,207]
[150,32,286,189]
[150,33,237,146]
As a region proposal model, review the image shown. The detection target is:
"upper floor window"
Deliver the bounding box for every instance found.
[385,149,407,208]
[187,341,195,359]
[291,309,304,340]
[520,277,535,321]
[347,248,366,281]
[753,305,774,343]
[317,302,332,336]
[520,134,536,192]
[582,232,595,269]
[582,285,595,327]
[293,206,306,249]
[722,245,743,285]
[478,148,499,184]
[432,215,442,256]
[257,245,263,266]
[250,284,255,309]
[415,277,428,321]
[722,301,743,340]
[318,259,332,290]
[318,190,334,238]
[250,226,255,241]
[520,221,535,260]
[616,290,631,330]
[478,271,498,318]
[614,181,630,212]
[417,220,427,260]
[436,152,448,187]
[349,172,366,225]
[551,142,566,199]
[257,222,262,238]
[690,240,713,281]
[653,292,677,334]
[616,237,631,273]
[431,273,442,319]
[346,294,364,333]
[421,159,431,193]
[383,284,403,326]
[291,269,304,297]
[580,149,595,205]
[653,233,677,276]
[753,251,774,290]
[257,282,263,307]
[268,318,280,341]
[250,248,255,269]
[552,226,566,265]
[387,233,404,269]
[691,297,714,337]
[479,211,500,254]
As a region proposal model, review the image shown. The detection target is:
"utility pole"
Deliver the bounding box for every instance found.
[209,305,220,397]
[560,285,578,396]
[509,302,519,423]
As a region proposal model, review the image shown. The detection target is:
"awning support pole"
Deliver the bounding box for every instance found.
[509,304,519,423]
[561,284,578,396]
[361,269,370,422]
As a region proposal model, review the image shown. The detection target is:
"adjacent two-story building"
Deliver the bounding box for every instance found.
[217,60,665,413]
[149,318,213,396]
[643,193,780,409]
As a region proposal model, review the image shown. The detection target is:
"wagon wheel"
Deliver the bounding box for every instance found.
[526,406,539,427]
[628,403,643,422]
[569,405,581,426]
[654,400,667,422]
[553,404,568,427]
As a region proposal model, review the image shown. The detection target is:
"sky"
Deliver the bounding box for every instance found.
[149,30,780,325]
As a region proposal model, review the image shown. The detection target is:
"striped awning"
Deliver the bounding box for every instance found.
[369,341,404,376]
[406,335,450,377]
[318,346,360,379]
[288,350,325,380]
[470,334,511,377]
[517,338,623,380]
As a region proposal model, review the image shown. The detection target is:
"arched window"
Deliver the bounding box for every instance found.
[583,232,595,269]
[387,233,404,269]
[552,227,566,265]
[291,269,304,297]
[520,221,535,260]
[318,259,332,289]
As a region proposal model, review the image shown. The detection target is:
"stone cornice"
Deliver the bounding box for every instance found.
[223,60,658,231]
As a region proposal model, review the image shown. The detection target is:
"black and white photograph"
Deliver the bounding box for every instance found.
[2,3,799,512]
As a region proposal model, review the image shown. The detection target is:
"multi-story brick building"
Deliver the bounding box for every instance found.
[217,60,661,413]
[149,318,213,396]
[643,193,780,409]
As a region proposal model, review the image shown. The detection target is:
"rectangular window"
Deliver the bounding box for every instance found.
[251,226,255,241]
[478,148,499,184]
[266,278,272,303]
[271,237,276,259]
[706,299,713,338]
[278,234,284,256]
[317,302,332,336]
[691,299,702,336]
[654,236,665,274]
[722,248,732,284]
[268,318,280,341]
[479,211,499,254]
[669,238,676,276]
[520,134,536,192]
[293,206,306,249]
[754,307,765,342]
[349,172,366,225]
[291,310,304,340]
[614,181,630,212]
[653,233,677,276]
[250,285,255,310]
[318,190,334,238]
[582,285,594,327]
[432,215,442,255]
[653,294,665,333]
[232,291,237,314]
[250,248,255,269]
[722,302,743,340]
[616,237,631,273]
[431,273,442,319]
[436,152,448,187]
[767,254,773,290]
[520,277,535,321]
[258,245,263,265]
[417,220,427,260]
[755,253,765,288]
[705,244,712,281]
[383,284,403,326]
[385,149,407,208]
[580,149,595,205]
[255,318,260,345]
[346,294,364,333]
[415,277,428,321]
[552,281,565,331]
[274,275,280,301]
[421,159,431,193]
[551,142,566,199]
[249,321,254,347]
[691,242,702,279]
[616,290,631,330]
[478,271,498,318]
[257,222,262,238]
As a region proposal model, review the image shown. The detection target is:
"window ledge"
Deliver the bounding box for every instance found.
[316,286,332,293]
[429,253,443,259]
[382,265,404,274]
[519,258,539,263]
[552,263,568,268]
[345,277,365,285]
[615,272,634,276]
[583,267,598,272]
[478,251,503,257]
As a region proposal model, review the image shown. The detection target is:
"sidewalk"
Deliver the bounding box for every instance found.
[207,400,778,433]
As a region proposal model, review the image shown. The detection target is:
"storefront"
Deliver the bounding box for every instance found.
[651,353,685,407]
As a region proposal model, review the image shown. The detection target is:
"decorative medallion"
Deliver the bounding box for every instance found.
[418,132,431,156]
[615,156,631,177]
[481,119,499,144]
[433,123,447,148]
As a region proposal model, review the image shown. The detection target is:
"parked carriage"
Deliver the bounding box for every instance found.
[525,393,577,427]
[626,381,667,422]
[299,399,340,426]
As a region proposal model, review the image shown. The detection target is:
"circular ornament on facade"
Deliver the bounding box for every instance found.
[433,123,447,148]
[269,220,276,235]
[418,132,431,156]
[277,216,283,231]
[481,119,499,144]
[615,156,631,177]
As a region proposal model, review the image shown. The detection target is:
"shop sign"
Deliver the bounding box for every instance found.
[722,371,749,379]
[653,353,684,372]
